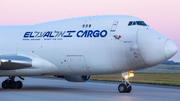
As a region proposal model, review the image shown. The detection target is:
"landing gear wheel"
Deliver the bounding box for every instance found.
[9,81,16,89]
[118,84,127,93]
[1,76,24,89]
[16,81,23,89]
[126,85,132,93]
[2,80,9,89]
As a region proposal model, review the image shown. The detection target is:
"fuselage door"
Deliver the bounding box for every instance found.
[110,20,119,32]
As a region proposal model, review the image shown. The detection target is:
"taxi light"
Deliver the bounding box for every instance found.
[122,71,134,79]
[129,71,134,77]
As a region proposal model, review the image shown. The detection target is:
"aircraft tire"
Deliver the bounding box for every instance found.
[16,81,23,89]
[9,81,16,89]
[126,85,132,93]
[118,84,127,93]
[2,80,9,89]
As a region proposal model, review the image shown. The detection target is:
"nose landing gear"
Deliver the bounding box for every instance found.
[118,79,132,93]
[118,71,134,93]
[1,76,24,89]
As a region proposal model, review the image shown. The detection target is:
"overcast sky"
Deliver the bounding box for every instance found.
[0,0,180,61]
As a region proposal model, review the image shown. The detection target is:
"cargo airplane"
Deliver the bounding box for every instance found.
[0,15,177,93]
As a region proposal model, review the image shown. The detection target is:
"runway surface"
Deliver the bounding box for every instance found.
[0,77,180,101]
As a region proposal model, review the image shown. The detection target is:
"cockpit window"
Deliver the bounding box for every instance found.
[128,21,147,26]
[128,21,133,26]
[136,21,147,26]
[133,21,136,25]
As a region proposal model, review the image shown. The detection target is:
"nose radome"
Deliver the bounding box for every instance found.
[164,40,178,59]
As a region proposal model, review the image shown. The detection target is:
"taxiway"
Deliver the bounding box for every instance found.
[0,77,180,101]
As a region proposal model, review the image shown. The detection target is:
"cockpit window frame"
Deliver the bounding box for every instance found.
[133,21,136,25]
[128,21,148,26]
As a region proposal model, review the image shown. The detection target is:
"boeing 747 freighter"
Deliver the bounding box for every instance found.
[0,15,177,93]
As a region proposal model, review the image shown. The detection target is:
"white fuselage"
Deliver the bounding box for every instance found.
[0,15,177,76]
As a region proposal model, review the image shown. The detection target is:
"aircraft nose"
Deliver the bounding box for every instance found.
[164,40,178,59]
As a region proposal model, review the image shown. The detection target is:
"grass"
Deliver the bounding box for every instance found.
[91,73,180,86]
[136,64,180,73]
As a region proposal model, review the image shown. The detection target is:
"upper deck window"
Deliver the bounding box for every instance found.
[128,21,147,26]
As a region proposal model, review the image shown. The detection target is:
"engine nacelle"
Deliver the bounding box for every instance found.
[56,75,91,82]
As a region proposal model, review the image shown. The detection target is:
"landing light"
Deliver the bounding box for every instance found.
[124,75,129,79]
[1,59,7,63]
